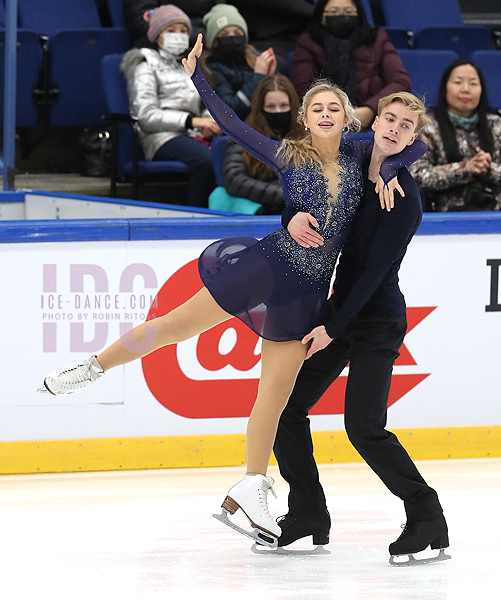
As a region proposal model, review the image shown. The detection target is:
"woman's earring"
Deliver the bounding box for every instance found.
[305,125,308,131]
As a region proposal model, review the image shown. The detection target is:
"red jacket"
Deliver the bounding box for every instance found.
[291,29,411,112]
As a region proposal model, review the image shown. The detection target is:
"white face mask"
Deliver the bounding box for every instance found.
[158,32,190,56]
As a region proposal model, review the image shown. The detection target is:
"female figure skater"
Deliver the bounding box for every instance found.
[38,35,425,547]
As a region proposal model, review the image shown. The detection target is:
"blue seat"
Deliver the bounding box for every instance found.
[0,29,43,127]
[470,50,501,110]
[104,0,127,29]
[414,26,493,58]
[49,29,130,126]
[360,0,374,26]
[379,0,463,33]
[381,27,412,49]
[17,0,131,127]
[397,49,459,106]
[210,135,229,187]
[101,53,189,199]
[18,0,102,37]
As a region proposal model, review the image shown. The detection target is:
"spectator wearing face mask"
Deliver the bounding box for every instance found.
[120,5,219,208]
[200,3,277,120]
[213,74,303,214]
[291,0,410,130]
[123,0,220,48]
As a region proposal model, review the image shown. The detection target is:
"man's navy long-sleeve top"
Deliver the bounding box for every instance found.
[282,164,422,339]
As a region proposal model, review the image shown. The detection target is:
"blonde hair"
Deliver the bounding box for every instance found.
[377,92,432,133]
[278,80,360,170]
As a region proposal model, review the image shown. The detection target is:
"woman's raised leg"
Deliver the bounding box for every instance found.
[40,287,231,395]
[97,287,231,370]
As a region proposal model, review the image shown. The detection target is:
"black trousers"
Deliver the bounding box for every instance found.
[273,313,443,523]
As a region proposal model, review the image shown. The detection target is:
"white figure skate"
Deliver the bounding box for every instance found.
[37,355,105,395]
[213,474,281,548]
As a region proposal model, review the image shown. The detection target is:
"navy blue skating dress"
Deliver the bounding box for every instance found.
[192,64,423,342]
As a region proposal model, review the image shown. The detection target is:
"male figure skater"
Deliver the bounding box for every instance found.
[273,92,449,565]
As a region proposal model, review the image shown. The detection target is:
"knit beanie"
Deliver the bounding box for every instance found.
[145,5,192,43]
[203,3,248,48]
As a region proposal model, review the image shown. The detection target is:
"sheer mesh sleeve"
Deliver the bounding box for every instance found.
[379,139,428,184]
[342,139,428,184]
[192,63,285,173]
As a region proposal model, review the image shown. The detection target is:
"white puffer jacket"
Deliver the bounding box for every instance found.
[120,48,211,161]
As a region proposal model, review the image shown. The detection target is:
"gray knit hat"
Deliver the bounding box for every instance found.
[203,3,248,48]
[145,5,192,43]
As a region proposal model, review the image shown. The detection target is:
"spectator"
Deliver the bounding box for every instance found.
[409,59,501,212]
[123,0,218,47]
[120,5,218,208]
[291,0,410,129]
[218,74,303,214]
[200,3,277,120]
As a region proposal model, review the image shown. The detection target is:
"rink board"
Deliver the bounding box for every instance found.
[1,203,500,473]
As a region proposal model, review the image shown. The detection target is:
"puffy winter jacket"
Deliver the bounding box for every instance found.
[222,139,284,213]
[207,57,265,120]
[121,48,210,160]
[291,29,410,111]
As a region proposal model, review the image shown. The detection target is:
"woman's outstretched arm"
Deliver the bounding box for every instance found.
[182,35,284,173]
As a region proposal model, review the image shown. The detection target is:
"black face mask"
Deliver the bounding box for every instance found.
[216,35,246,59]
[263,110,291,135]
[324,15,359,39]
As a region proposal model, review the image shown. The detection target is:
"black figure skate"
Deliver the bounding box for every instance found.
[389,514,451,566]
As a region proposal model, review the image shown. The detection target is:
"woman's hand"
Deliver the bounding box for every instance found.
[375,175,405,211]
[181,33,203,77]
[302,325,332,359]
[467,150,492,175]
[287,211,324,248]
[192,117,220,139]
[254,48,276,75]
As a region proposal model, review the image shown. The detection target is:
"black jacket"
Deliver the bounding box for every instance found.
[223,139,284,214]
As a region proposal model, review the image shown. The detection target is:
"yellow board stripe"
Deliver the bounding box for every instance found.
[0,426,500,475]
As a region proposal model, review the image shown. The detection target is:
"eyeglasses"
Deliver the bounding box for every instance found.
[323,8,358,16]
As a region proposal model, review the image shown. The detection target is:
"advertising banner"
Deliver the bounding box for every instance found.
[1,230,500,443]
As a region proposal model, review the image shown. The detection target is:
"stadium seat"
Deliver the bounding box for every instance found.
[18,0,102,37]
[379,0,463,33]
[414,26,493,58]
[104,0,127,29]
[0,29,43,127]
[397,49,459,106]
[210,135,229,187]
[470,50,501,110]
[381,27,412,49]
[360,0,374,26]
[48,29,130,126]
[101,54,189,200]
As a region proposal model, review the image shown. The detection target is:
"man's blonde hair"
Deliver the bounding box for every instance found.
[377,92,431,133]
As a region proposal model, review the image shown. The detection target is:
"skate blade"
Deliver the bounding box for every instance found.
[390,547,451,567]
[36,385,51,394]
[251,543,330,556]
[213,509,278,549]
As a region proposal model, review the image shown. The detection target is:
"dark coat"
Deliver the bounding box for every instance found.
[291,29,411,112]
[208,58,265,120]
[222,139,284,213]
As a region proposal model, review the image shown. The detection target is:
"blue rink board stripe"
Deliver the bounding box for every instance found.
[1,213,501,243]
